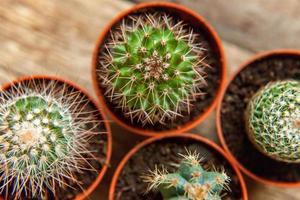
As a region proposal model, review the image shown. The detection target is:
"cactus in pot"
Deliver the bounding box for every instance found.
[0,78,104,199]
[142,151,230,200]
[99,13,207,126]
[245,80,300,163]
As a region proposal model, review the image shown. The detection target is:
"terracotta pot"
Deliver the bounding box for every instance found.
[217,49,300,187]
[0,75,112,199]
[109,133,248,200]
[92,2,226,136]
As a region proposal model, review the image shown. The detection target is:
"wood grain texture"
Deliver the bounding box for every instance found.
[0,0,299,200]
[174,0,300,52]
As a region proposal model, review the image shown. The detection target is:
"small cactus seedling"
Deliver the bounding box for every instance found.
[245,80,300,163]
[98,13,207,125]
[0,78,104,199]
[142,151,230,200]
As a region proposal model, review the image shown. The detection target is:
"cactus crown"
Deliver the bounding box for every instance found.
[0,79,103,199]
[99,13,207,125]
[246,80,300,163]
[142,151,230,200]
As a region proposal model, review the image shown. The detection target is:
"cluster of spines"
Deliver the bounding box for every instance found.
[0,79,104,199]
[246,80,300,163]
[142,151,230,200]
[98,13,207,126]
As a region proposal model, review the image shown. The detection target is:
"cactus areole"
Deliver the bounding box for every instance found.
[245,80,300,163]
[0,78,105,199]
[98,12,207,126]
[142,152,230,200]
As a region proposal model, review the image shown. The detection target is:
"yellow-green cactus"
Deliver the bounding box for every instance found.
[142,152,230,200]
[245,80,300,163]
[98,13,207,126]
[0,79,102,199]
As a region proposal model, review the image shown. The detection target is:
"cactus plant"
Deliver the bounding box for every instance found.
[98,13,207,126]
[245,80,300,163]
[0,78,104,199]
[142,151,230,200]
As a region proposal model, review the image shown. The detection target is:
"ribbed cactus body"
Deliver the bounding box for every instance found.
[0,79,103,199]
[143,152,230,200]
[0,95,73,172]
[99,13,206,125]
[246,80,300,163]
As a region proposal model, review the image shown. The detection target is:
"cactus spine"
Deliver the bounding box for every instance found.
[142,151,230,200]
[0,79,104,199]
[245,80,300,163]
[98,13,207,126]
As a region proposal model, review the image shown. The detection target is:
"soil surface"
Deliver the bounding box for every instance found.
[221,54,300,182]
[96,7,222,132]
[114,137,243,200]
[0,79,108,200]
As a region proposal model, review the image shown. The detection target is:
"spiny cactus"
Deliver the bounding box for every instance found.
[98,13,207,125]
[0,79,104,199]
[142,151,230,200]
[245,80,300,163]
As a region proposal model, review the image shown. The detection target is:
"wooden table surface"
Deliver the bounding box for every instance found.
[1,0,300,199]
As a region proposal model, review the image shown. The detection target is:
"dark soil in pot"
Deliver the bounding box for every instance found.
[55,128,107,200]
[0,78,108,200]
[95,6,222,131]
[114,137,243,200]
[220,54,300,182]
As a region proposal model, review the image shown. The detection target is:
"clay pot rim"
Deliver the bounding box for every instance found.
[216,49,300,187]
[108,133,248,200]
[0,75,112,199]
[91,1,227,137]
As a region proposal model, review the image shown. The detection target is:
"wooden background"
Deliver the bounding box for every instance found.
[1,0,300,199]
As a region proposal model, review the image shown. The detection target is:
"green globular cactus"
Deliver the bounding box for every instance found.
[142,151,230,200]
[99,13,207,125]
[0,79,103,199]
[245,80,300,163]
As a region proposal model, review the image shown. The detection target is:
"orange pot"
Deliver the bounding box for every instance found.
[217,49,300,187]
[92,2,226,137]
[109,133,248,200]
[0,75,112,199]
